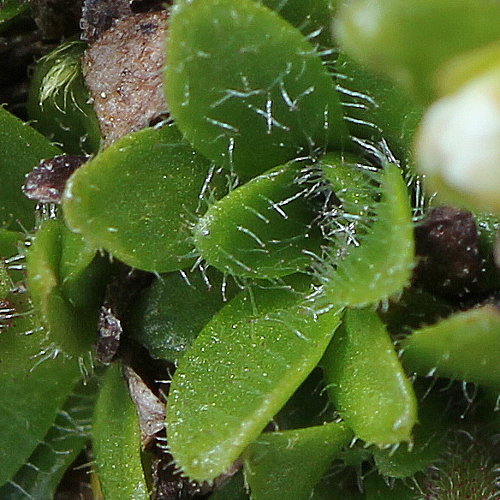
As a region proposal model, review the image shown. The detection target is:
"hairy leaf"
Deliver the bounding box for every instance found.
[318,162,414,307]
[26,218,100,356]
[0,231,90,486]
[401,306,500,388]
[165,0,347,177]
[0,107,60,229]
[93,363,148,500]
[129,268,238,363]
[63,124,226,273]
[194,162,322,279]
[0,377,98,499]
[167,280,343,481]
[322,308,417,445]
[243,422,352,500]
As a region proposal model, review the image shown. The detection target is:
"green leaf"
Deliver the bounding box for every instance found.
[401,306,500,388]
[335,0,500,102]
[93,363,149,500]
[243,422,352,500]
[319,162,414,307]
[0,0,29,31]
[336,54,423,161]
[274,368,333,430]
[26,218,99,356]
[194,162,322,279]
[260,0,336,52]
[322,308,417,445]
[129,268,238,363]
[165,0,347,177]
[62,125,226,273]
[0,275,89,486]
[28,40,101,154]
[167,280,343,481]
[0,376,98,500]
[58,223,105,308]
[319,153,377,217]
[364,474,416,500]
[372,389,448,478]
[211,471,249,500]
[0,107,60,229]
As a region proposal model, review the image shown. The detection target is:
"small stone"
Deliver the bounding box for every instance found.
[96,306,122,365]
[22,155,87,204]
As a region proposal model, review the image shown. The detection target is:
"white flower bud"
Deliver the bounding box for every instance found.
[416,68,500,212]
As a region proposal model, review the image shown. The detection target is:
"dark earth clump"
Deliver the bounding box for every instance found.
[414,206,482,297]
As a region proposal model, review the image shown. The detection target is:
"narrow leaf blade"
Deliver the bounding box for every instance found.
[167,282,343,481]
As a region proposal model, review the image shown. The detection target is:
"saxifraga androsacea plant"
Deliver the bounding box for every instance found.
[0,0,499,498]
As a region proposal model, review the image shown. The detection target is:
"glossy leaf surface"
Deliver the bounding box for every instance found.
[28,40,101,154]
[93,363,148,500]
[401,306,500,388]
[319,162,414,307]
[243,422,352,500]
[322,308,417,445]
[165,0,347,177]
[63,125,226,272]
[167,281,343,481]
[0,377,98,499]
[130,268,237,363]
[0,107,60,229]
[194,162,322,279]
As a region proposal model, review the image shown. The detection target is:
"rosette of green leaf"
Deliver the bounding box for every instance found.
[335,54,423,161]
[164,0,347,178]
[129,268,237,363]
[28,40,101,154]
[0,107,60,229]
[93,363,148,500]
[334,0,500,102]
[167,280,343,481]
[62,124,226,273]
[401,306,500,389]
[194,162,322,279]
[322,308,417,446]
[0,376,98,500]
[318,162,414,307]
[0,0,29,32]
[0,229,91,486]
[243,422,352,500]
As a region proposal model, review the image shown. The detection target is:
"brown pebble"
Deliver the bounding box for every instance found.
[22,155,87,204]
